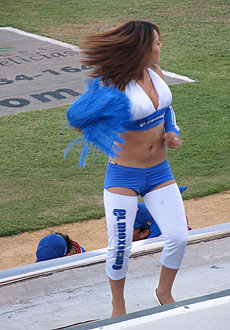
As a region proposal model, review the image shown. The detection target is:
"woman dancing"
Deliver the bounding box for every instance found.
[69,20,188,317]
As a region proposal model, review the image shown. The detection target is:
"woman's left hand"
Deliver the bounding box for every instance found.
[163,132,182,150]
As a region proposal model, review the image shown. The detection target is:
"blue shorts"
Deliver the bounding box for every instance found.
[104,159,174,197]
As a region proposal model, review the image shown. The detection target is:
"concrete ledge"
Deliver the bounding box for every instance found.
[67,289,230,330]
[0,223,229,285]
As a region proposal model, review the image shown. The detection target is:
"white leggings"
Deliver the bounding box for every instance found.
[104,183,188,280]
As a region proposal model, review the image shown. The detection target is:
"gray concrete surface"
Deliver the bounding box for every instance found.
[0,233,229,330]
[0,27,194,117]
[70,290,230,330]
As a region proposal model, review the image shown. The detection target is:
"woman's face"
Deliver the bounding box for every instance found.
[147,30,162,65]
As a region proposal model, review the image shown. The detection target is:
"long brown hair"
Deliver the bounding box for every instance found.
[80,20,160,91]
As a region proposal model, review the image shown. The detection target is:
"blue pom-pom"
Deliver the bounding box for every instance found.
[65,77,131,167]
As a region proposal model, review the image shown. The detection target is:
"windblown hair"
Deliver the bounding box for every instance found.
[80,20,160,91]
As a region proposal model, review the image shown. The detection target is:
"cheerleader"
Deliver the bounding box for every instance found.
[66,20,188,317]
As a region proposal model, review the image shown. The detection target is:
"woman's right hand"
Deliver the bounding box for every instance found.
[163,131,182,150]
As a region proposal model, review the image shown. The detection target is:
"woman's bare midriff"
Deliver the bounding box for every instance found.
[110,122,167,168]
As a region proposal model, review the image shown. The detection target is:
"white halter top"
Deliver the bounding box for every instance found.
[125,68,172,121]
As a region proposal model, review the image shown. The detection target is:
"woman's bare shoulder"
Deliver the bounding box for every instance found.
[149,64,164,80]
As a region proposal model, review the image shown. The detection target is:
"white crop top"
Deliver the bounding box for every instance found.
[125,68,172,120]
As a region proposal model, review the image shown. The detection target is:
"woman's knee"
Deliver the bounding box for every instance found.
[106,245,132,280]
[103,189,138,280]
[166,230,188,251]
[161,231,188,269]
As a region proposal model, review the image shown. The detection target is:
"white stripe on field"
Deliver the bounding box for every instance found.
[0,26,78,51]
[162,70,195,82]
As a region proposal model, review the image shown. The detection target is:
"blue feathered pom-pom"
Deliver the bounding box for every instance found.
[65,77,131,167]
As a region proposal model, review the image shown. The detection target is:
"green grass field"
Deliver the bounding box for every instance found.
[0,0,229,236]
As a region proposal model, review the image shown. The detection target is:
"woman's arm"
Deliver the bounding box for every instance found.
[150,65,182,150]
[163,106,182,150]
